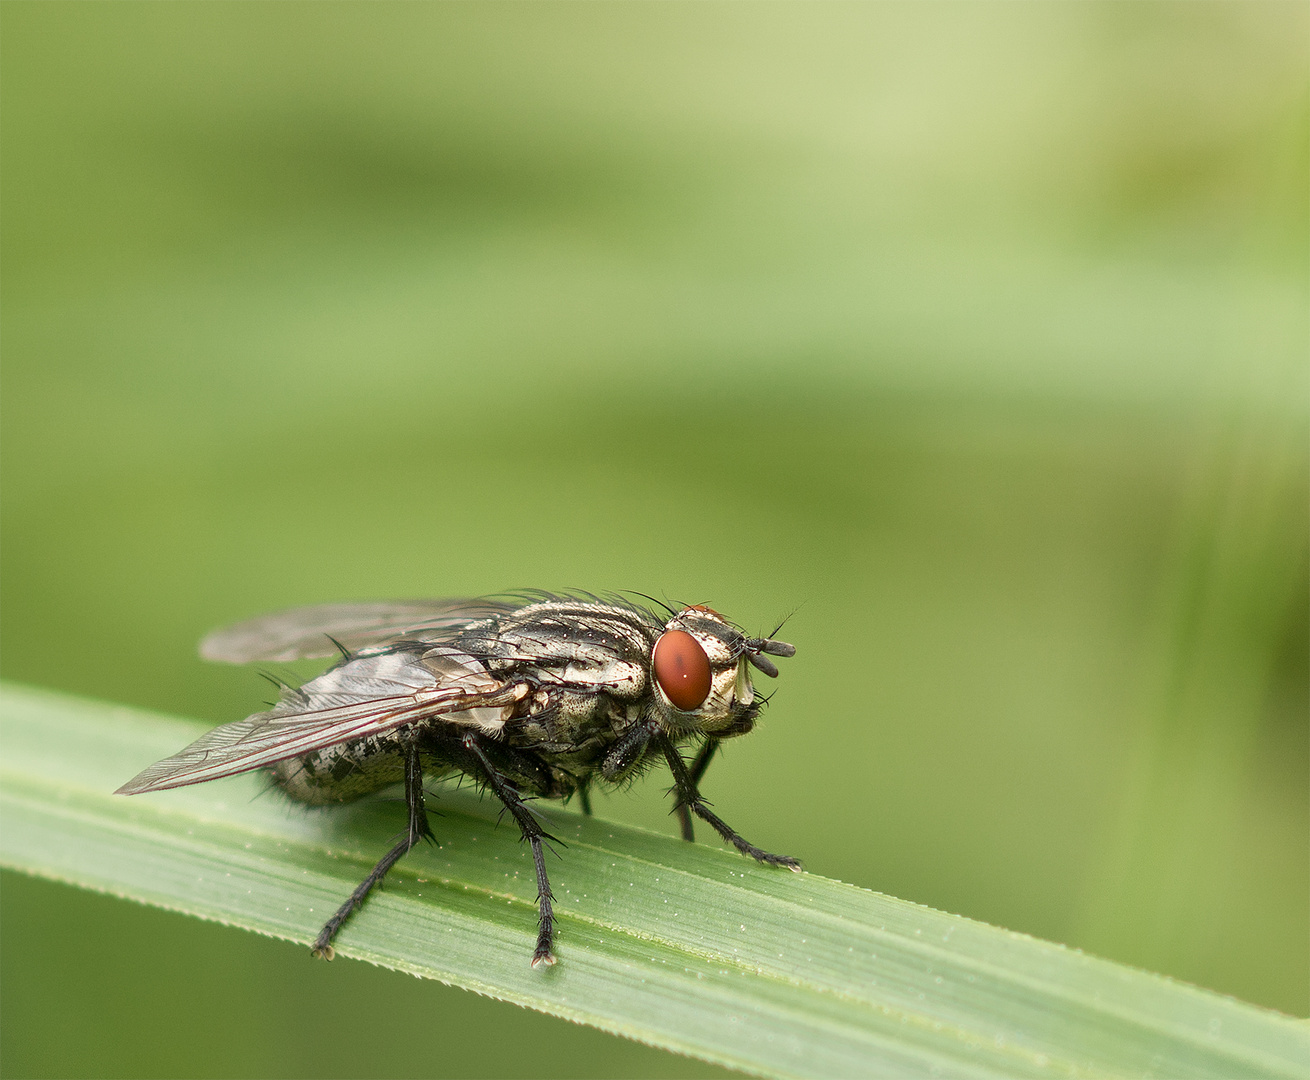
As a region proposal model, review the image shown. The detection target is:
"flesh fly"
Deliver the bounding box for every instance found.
[118,593,799,966]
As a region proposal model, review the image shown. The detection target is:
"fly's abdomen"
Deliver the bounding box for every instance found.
[271,740,406,805]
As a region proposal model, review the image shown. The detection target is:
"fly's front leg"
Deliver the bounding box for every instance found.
[599,721,653,782]
[654,727,800,870]
[462,732,559,968]
[675,737,719,842]
[312,741,431,959]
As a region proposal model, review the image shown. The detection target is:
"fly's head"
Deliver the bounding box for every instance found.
[648,605,795,738]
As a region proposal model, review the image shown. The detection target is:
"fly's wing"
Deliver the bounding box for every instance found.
[199,599,517,663]
[117,647,519,795]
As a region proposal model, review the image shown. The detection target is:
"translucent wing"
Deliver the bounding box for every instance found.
[199,598,517,663]
[118,647,519,795]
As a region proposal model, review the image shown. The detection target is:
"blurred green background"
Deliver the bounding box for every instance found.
[2,2,1306,1076]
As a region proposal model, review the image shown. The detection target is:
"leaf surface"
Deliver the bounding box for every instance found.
[1,683,1304,1079]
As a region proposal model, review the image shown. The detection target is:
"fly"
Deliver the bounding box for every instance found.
[117,593,800,967]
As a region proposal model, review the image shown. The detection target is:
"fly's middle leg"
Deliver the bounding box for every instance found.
[462,732,560,968]
[311,741,431,959]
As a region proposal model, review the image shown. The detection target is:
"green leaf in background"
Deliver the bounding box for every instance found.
[3,683,1305,1080]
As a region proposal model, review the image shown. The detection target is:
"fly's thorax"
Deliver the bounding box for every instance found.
[462,599,656,701]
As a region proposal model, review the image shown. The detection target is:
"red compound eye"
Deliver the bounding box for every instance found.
[652,630,713,711]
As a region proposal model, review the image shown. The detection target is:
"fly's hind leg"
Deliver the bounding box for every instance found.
[655,727,800,870]
[312,742,431,959]
[462,732,560,968]
[674,737,719,842]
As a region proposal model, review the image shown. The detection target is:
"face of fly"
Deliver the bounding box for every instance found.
[648,605,796,737]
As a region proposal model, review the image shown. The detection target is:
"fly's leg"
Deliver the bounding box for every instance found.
[675,738,719,842]
[578,787,593,817]
[654,727,800,870]
[312,743,431,959]
[462,732,559,968]
[599,721,653,782]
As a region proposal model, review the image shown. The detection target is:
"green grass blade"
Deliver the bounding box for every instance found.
[1,682,1304,1079]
